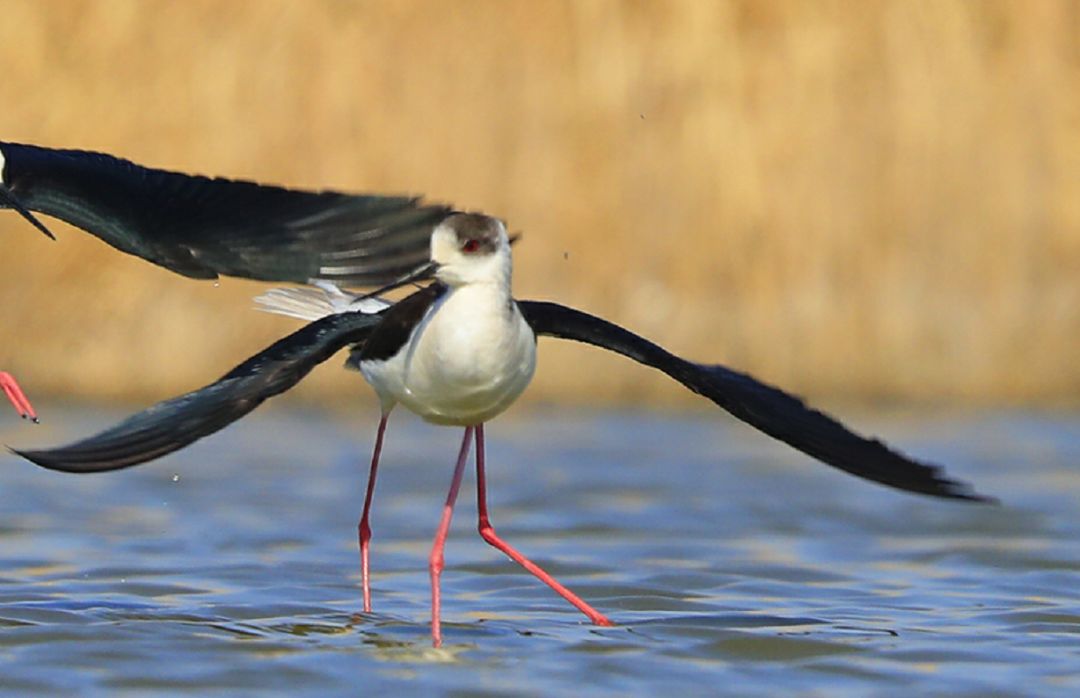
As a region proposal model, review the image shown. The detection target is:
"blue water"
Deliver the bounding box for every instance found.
[1,406,1077,696]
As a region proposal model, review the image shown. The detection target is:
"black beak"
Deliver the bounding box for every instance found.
[0,184,55,240]
[356,260,439,300]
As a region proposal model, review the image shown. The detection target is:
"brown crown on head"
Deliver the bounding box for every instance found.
[445,212,504,254]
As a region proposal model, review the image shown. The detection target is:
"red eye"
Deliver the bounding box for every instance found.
[462,239,481,253]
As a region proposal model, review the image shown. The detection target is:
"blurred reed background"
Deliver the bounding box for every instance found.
[0,0,1077,409]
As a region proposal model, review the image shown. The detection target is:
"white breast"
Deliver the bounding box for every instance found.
[362,284,537,426]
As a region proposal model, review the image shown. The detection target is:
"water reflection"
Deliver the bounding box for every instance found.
[0,406,1077,693]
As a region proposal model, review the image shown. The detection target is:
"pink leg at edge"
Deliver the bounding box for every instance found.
[0,372,37,422]
[358,413,389,613]
[474,423,613,627]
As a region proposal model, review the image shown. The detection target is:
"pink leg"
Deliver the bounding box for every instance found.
[358,413,389,613]
[474,424,614,627]
[0,372,38,422]
[429,426,474,648]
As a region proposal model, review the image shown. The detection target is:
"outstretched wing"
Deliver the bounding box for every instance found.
[0,141,449,286]
[518,300,992,502]
[12,310,382,473]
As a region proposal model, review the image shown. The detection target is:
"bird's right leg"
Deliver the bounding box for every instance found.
[429,426,474,648]
[1,372,38,422]
[359,413,389,613]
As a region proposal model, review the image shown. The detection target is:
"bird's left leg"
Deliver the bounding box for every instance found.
[0,372,38,422]
[358,412,389,613]
[473,424,613,627]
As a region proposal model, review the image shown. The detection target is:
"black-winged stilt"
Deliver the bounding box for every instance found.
[1,372,37,422]
[12,212,992,647]
[1,141,447,286]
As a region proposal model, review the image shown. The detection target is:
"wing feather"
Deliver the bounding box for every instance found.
[0,142,448,286]
[12,310,382,473]
[519,300,992,502]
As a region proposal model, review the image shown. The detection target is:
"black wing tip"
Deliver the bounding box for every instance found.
[876,441,996,504]
[0,185,57,240]
[35,220,57,240]
[8,445,103,474]
[31,220,57,240]
[9,445,63,471]
[934,477,999,505]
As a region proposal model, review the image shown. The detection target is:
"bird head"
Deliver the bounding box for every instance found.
[430,212,513,288]
[347,212,518,302]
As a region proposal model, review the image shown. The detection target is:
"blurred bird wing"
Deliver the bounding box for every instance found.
[0,141,449,287]
[518,300,993,502]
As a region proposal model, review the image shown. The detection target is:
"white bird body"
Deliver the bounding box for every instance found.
[362,281,536,425]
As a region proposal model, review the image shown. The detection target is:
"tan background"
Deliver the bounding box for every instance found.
[0,0,1077,409]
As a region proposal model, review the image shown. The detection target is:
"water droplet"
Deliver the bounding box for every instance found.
[171,473,180,483]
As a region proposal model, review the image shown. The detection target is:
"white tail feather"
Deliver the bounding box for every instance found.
[254,282,390,321]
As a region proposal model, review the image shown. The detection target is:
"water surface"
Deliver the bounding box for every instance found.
[1,406,1077,695]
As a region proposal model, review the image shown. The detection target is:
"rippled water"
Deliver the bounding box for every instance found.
[1,406,1077,695]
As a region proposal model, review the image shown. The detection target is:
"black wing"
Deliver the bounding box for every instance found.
[0,141,449,286]
[519,300,992,502]
[11,310,382,473]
